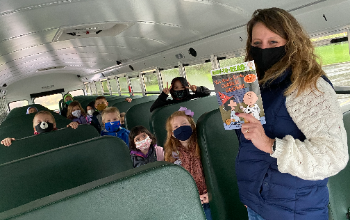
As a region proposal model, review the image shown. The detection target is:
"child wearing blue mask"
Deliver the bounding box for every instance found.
[61,93,73,117]
[164,107,212,220]
[150,77,210,112]
[100,107,130,147]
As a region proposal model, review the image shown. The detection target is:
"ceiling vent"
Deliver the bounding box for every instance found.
[37,66,65,72]
[52,22,134,42]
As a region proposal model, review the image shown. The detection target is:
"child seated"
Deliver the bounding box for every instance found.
[61,94,73,117]
[26,106,38,114]
[164,107,212,220]
[129,126,164,168]
[86,101,95,120]
[120,112,126,128]
[91,96,109,133]
[1,111,79,146]
[150,77,210,112]
[100,107,130,147]
[67,101,91,124]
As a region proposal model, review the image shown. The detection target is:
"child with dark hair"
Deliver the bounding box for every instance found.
[120,112,126,128]
[150,77,210,112]
[86,101,95,121]
[129,126,164,168]
[26,106,38,114]
[91,96,109,133]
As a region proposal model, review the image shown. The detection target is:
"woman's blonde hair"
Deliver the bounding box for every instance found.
[67,101,86,119]
[164,111,200,163]
[245,7,325,96]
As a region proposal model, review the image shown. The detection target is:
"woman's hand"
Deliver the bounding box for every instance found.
[1,138,15,147]
[236,113,275,154]
[67,122,79,129]
[199,193,209,204]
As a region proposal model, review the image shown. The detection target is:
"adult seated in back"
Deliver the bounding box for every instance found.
[60,93,73,117]
[150,77,210,112]
[26,106,38,114]
[234,8,348,220]
[1,110,79,146]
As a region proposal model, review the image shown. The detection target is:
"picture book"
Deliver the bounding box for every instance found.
[211,61,266,130]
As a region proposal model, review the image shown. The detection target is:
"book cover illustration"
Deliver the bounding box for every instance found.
[211,61,266,130]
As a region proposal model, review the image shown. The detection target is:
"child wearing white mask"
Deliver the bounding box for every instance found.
[129,126,164,168]
[67,101,91,125]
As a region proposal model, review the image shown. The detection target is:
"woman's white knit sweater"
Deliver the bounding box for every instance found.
[271,77,349,180]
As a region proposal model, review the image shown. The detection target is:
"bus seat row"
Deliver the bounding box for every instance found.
[0,124,99,165]
[0,136,133,215]
[0,162,205,220]
[197,109,247,220]
[0,111,72,141]
[5,104,49,121]
[327,110,350,220]
[125,100,155,131]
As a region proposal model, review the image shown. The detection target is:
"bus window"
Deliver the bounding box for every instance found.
[95,81,103,95]
[109,78,120,96]
[102,80,110,95]
[8,100,29,111]
[69,89,84,97]
[144,71,160,94]
[314,32,350,107]
[34,94,62,110]
[185,62,214,90]
[219,56,245,67]
[161,68,180,87]
[119,76,130,96]
[130,77,142,94]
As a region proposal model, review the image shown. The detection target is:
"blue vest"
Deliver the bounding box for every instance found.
[235,70,332,220]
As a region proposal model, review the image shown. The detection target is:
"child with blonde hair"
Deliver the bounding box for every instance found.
[100,107,130,146]
[1,111,79,146]
[164,107,212,220]
[67,101,91,124]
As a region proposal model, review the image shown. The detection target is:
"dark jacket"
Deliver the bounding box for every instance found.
[235,70,332,220]
[91,111,102,133]
[130,145,158,168]
[150,86,210,112]
[60,105,68,117]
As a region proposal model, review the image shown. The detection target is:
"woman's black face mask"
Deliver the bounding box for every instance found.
[249,45,286,78]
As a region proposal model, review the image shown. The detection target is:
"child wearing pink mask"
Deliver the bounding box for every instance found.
[129,126,164,168]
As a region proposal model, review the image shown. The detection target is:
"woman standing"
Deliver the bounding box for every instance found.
[235,8,348,220]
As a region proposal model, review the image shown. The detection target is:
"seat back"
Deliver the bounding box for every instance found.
[197,108,247,220]
[125,100,155,130]
[107,95,142,107]
[5,104,49,120]
[327,110,350,220]
[0,124,99,165]
[58,99,64,113]
[150,95,218,146]
[0,162,205,220]
[0,113,71,141]
[0,136,133,213]
[112,95,158,114]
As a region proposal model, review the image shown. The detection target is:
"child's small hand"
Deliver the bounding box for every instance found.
[187,82,197,92]
[125,98,132,102]
[67,122,79,129]
[1,138,15,147]
[163,82,171,95]
[199,193,209,204]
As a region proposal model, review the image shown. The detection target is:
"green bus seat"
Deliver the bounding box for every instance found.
[197,109,247,220]
[0,162,206,220]
[58,99,64,113]
[0,136,132,214]
[150,95,218,146]
[112,95,158,114]
[5,104,49,120]
[0,113,71,141]
[327,110,350,220]
[107,95,142,107]
[125,100,155,131]
[0,124,99,165]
